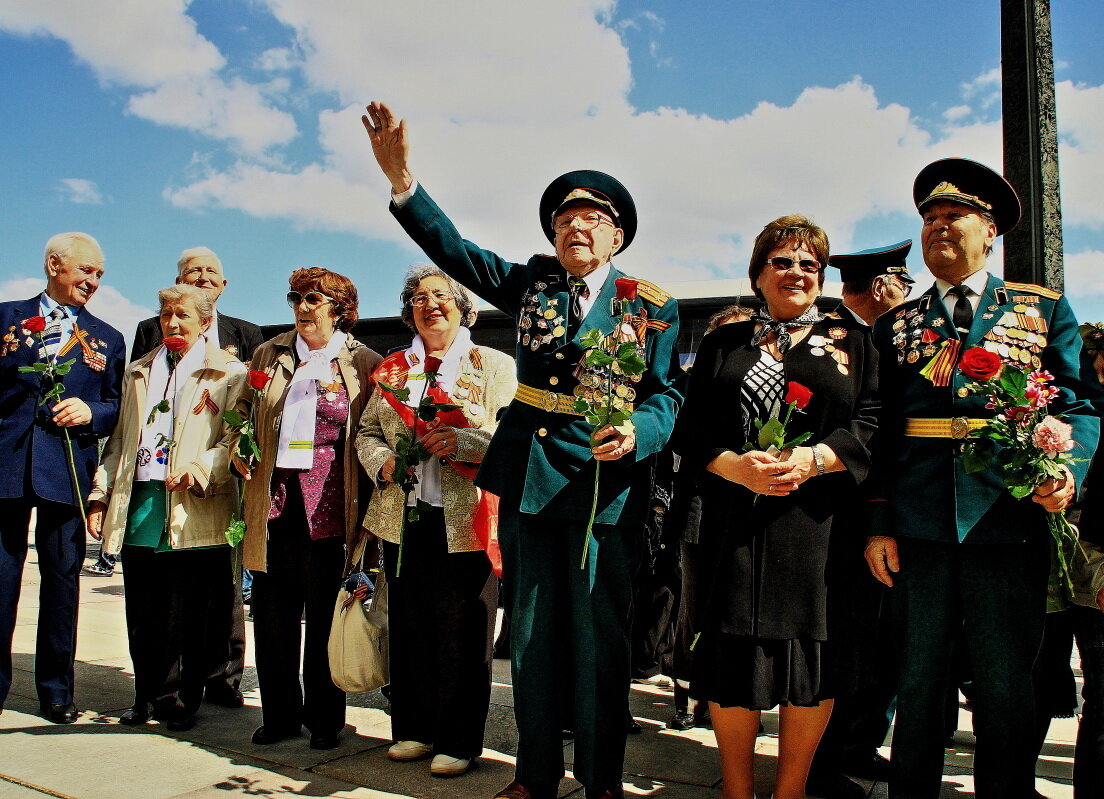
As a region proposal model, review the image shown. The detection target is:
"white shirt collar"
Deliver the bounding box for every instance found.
[935,269,990,302]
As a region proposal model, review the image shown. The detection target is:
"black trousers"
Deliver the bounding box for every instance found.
[890,536,1049,799]
[382,508,497,759]
[204,543,246,696]
[121,544,233,719]
[0,498,84,706]
[251,496,346,736]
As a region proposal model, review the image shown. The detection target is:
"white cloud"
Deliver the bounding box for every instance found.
[0,0,296,154]
[1057,80,1104,230]
[57,178,105,205]
[942,105,971,121]
[1064,249,1104,297]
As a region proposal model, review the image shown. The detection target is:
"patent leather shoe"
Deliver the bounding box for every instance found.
[41,702,79,724]
[120,704,151,725]
[251,724,301,745]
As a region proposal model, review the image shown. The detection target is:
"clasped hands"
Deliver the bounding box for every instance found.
[84,469,199,541]
[381,426,460,482]
[707,446,817,495]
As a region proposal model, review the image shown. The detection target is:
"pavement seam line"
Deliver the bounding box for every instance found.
[0,771,79,799]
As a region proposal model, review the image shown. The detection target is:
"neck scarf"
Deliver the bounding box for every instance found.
[750,305,825,354]
[276,332,347,470]
[136,336,207,482]
[405,326,472,400]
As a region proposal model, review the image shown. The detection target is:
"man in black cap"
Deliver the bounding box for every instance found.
[806,241,915,798]
[361,101,685,799]
[864,158,1100,798]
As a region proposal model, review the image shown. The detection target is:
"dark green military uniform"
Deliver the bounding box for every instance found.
[871,159,1100,799]
[390,179,684,796]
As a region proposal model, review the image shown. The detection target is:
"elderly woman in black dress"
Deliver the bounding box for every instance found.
[682,215,878,799]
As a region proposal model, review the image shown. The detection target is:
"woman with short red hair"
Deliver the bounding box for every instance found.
[233,267,381,750]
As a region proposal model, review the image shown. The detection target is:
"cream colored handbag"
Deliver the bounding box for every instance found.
[328,535,389,693]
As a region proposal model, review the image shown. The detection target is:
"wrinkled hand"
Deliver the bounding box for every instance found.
[420,427,458,459]
[591,425,636,462]
[231,454,252,481]
[361,101,413,194]
[165,470,198,492]
[707,450,798,494]
[86,499,107,540]
[1033,464,1075,513]
[779,446,817,486]
[865,536,900,587]
[51,398,92,427]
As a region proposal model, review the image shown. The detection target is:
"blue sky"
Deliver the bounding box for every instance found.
[1,0,1102,344]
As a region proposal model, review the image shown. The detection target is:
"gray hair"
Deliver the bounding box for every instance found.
[43,232,103,270]
[399,264,475,332]
[158,284,215,322]
[177,246,222,276]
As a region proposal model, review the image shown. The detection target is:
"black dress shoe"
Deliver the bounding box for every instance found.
[309,731,340,750]
[668,710,697,731]
[120,705,151,725]
[204,685,245,708]
[840,751,893,782]
[625,718,642,735]
[41,702,79,724]
[251,724,301,745]
[806,769,866,799]
[166,714,197,732]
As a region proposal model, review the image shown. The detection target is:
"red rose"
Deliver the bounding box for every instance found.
[423,356,443,375]
[959,347,1002,380]
[784,381,814,410]
[248,370,272,390]
[162,335,188,353]
[614,278,639,301]
[21,316,46,333]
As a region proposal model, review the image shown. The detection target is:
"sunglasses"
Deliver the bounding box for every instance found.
[766,256,822,274]
[286,290,335,309]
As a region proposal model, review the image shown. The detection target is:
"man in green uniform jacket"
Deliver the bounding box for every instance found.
[362,102,685,799]
[865,158,1100,799]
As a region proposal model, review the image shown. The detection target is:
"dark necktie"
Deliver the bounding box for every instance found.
[569,277,590,323]
[949,285,973,335]
[42,307,66,359]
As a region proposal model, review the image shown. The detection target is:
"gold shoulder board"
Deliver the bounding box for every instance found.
[1003,281,1062,301]
[634,278,673,307]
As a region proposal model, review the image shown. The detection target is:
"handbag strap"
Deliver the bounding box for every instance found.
[342,531,371,578]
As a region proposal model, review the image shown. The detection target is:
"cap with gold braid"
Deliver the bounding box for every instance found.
[912,157,1022,236]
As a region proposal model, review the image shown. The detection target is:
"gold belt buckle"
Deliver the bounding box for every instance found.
[950,417,971,439]
[541,390,559,412]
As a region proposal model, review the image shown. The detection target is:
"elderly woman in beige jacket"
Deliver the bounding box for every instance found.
[87,284,246,731]
[232,267,381,752]
[356,265,517,777]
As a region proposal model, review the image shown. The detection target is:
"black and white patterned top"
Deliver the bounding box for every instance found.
[741,349,785,442]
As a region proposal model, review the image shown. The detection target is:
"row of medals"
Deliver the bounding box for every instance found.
[892,302,1047,370]
[519,289,566,351]
[807,327,851,375]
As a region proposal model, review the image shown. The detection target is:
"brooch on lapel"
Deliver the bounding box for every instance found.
[191,389,220,415]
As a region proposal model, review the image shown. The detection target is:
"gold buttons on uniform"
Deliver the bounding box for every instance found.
[549,376,559,386]
[957,387,969,397]
[537,428,548,437]
[555,353,564,360]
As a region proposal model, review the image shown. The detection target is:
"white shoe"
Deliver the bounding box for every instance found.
[387,740,433,761]
[430,754,472,776]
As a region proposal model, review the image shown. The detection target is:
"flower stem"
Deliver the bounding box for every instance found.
[581,459,601,569]
[60,425,88,532]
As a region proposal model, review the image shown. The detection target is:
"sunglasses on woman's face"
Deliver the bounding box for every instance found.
[766,256,822,274]
[286,290,335,309]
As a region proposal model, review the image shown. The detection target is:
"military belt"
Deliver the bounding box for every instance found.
[514,383,583,416]
[904,417,988,439]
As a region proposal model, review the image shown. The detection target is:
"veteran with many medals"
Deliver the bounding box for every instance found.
[864,158,1101,799]
[362,101,685,799]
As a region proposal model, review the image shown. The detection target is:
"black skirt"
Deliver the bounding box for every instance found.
[690,631,834,710]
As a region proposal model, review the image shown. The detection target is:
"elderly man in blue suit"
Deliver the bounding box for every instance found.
[0,232,125,723]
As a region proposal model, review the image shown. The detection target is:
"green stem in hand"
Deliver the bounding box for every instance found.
[581,459,601,569]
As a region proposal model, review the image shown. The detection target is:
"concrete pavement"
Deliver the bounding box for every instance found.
[0,545,1082,798]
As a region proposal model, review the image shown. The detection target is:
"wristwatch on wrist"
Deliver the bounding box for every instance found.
[812,444,826,477]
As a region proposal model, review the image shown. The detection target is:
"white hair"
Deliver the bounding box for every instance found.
[158,284,215,322]
[43,232,103,270]
[177,246,222,277]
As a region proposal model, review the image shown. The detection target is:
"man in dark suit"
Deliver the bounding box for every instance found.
[0,232,125,722]
[808,242,914,798]
[115,246,263,710]
[363,101,685,799]
[130,246,263,363]
[865,159,1100,798]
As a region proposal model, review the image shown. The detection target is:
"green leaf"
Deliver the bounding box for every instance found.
[586,351,615,368]
[573,397,591,414]
[17,366,35,373]
[579,329,603,348]
[417,405,437,422]
[248,438,261,462]
[53,362,72,376]
[757,417,784,450]
[1008,483,1034,499]
[379,380,410,402]
[31,362,49,372]
[225,518,246,547]
[781,432,812,449]
[222,409,245,427]
[395,436,410,454]
[433,402,462,412]
[617,352,647,375]
[407,505,420,523]
[616,341,639,359]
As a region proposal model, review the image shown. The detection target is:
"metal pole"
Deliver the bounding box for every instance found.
[1001,0,1064,290]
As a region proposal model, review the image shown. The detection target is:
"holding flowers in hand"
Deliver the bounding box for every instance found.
[959,347,1087,596]
[222,369,272,545]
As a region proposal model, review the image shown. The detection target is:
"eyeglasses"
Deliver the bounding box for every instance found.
[881,275,914,298]
[286,290,335,309]
[409,290,456,307]
[766,256,822,274]
[552,211,615,233]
